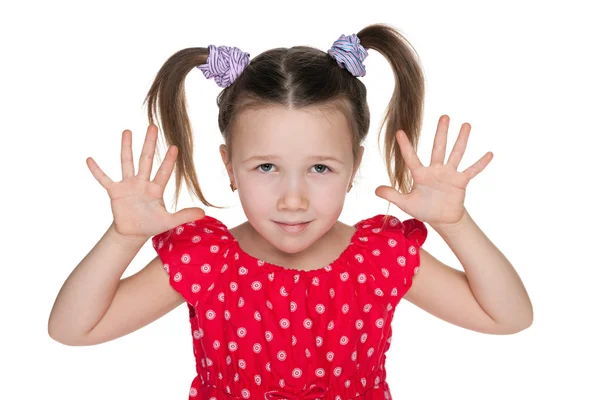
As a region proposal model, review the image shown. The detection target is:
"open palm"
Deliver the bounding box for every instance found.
[375,115,493,229]
[86,124,205,241]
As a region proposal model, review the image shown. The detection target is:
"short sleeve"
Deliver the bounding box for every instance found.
[357,214,428,305]
[151,216,231,306]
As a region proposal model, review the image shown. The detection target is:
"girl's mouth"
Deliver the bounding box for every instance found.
[274,221,311,234]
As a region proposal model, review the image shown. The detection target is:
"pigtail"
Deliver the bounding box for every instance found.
[143,47,223,211]
[357,24,426,197]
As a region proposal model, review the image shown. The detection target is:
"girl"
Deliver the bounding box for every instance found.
[48,23,533,400]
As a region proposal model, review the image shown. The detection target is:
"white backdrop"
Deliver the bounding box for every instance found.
[2,0,598,399]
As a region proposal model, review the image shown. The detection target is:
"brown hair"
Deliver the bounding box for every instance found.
[143,23,425,216]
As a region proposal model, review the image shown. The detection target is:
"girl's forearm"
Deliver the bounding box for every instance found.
[48,222,146,343]
[432,209,533,330]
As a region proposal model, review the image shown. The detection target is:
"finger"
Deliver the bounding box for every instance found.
[153,145,178,189]
[375,185,408,209]
[138,124,158,181]
[447,123,471,169]
[461,151,493,180]
[396,130,424,171]
[431,115,449,166]
[121,130,135,179]
[87,157,114,189]
[173,207,206,227]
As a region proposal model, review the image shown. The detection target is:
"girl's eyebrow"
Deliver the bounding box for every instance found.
[242,155,344,164]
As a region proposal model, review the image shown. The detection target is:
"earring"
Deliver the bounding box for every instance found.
[230,182,236,192]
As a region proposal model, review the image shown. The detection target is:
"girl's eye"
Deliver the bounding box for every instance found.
[257,164,330,173]
[312,164,330,174]
[258,163,274,172]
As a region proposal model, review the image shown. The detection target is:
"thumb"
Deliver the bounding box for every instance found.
[172,207,206,227]
[375,185,408,211]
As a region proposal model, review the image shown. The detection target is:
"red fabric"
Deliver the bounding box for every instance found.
[152,214,427,400]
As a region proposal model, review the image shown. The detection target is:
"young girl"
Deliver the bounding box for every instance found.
[48,23,533,400]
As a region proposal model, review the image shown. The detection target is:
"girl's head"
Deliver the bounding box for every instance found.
[222,104,363,254]
[144,23,424,252]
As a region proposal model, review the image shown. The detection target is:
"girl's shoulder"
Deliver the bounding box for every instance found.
[354,214,428,247]
[151,215,233,251]
[150,216,235,306]
[349,214,428,306]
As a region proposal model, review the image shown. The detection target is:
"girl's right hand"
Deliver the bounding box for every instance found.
[86,124,206,242]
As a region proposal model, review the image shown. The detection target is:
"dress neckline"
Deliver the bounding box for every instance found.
[202,215,374,278]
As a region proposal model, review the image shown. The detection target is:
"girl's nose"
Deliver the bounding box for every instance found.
[277,181,309,211]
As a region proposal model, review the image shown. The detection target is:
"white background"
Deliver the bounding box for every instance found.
[2,0,598,399]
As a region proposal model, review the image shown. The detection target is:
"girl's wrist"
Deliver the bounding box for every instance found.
[107,221,148,249]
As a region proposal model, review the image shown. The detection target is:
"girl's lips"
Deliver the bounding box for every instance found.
[274,221,311,234]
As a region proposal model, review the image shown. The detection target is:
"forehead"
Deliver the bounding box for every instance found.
[231,105,353,160]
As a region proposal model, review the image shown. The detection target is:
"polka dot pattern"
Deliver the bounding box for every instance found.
[151,214,427,399]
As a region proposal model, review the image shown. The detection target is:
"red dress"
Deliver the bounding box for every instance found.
[152,214,427,400]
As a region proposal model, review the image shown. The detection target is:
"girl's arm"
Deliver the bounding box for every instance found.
[48,221,184,346]
[407,209,533,334]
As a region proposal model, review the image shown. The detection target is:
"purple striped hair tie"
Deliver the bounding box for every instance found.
[197,44,250,88]
[327,33,368,77]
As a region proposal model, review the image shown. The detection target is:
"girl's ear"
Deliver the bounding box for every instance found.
[219,144,234,181]
[347,145,364,192]
[351,145,365,178]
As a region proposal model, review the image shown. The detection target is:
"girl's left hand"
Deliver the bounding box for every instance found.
[375,115,493,230]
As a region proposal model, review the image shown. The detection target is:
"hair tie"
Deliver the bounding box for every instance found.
[197,44,250,88]
[327,33,368,77]
[199,33,368,88]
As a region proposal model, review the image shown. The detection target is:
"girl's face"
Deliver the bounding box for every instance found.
[221,105,363,259]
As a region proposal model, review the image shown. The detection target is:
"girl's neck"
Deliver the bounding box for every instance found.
[229,220,356,271]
